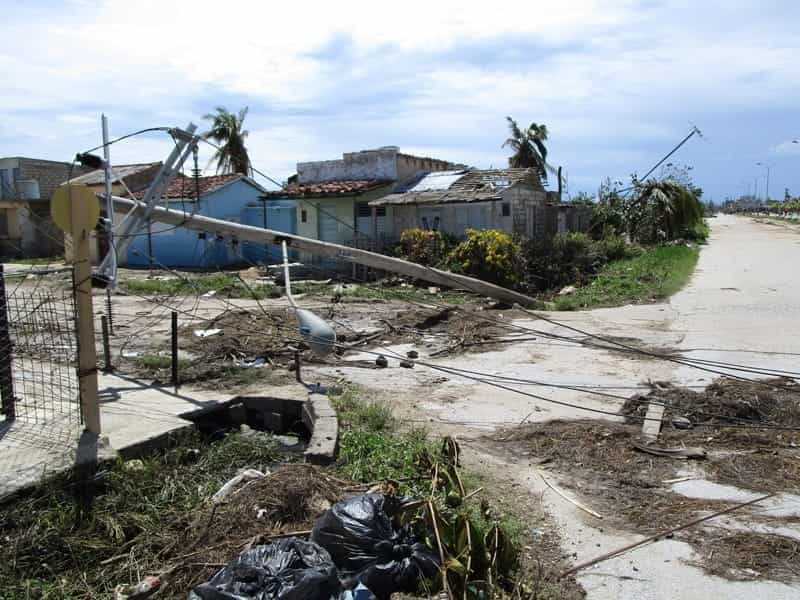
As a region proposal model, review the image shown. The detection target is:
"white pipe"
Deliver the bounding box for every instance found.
[282,240,297,309]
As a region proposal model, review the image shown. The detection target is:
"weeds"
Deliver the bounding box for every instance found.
[554,244,699,310]
[0,430,281,598]
[122,273,280,299]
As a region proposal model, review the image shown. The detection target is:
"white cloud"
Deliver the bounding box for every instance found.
[2,0,800,199]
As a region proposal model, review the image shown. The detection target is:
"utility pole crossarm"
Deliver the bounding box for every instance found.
[111,195,539,307]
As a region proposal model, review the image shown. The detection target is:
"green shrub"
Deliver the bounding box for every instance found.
[397,228,456,266]
[523,232,636,293]
[447,229,522,287]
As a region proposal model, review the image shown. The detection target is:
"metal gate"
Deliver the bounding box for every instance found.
[0,265,81,425]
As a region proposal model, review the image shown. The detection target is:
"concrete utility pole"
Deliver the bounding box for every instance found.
[111,195,539,307]
[756,162,771,202]
[101,115,115,272]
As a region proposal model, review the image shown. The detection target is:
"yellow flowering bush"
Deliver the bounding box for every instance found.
[447,229,521,287]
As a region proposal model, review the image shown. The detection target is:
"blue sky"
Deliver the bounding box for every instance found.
[2,0,800,201]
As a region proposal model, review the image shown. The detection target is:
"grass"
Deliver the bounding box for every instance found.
[122,273,281,299]
[5,256,64,265]
[0,429,281,598]
[554,244,700,310]
[331,385,433,486]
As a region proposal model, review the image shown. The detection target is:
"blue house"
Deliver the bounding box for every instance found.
[124,174,296,269]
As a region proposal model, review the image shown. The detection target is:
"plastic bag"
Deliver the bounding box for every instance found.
[189,538,341,600]
[311,494,440,599]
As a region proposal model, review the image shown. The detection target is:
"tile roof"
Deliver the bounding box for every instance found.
[129,173,256,200]
[371,168,542,206]
[68,162,160,186]
[262,179,392,199]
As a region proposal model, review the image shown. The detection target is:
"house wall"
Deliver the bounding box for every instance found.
[391,200,512,238]
[124,179,265,269]
[297,147,400,183]
[296,147,457,185]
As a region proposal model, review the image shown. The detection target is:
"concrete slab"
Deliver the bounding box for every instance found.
[0,373,312,499]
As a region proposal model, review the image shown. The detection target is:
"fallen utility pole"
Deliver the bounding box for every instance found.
[111,195,538,307]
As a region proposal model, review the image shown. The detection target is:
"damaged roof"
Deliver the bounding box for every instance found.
[129,173,265,200]
[261,179,392,199]
[67,162,161,186]
[371,168,542,206]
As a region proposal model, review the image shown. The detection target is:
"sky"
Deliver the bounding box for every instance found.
[1,0,800,202]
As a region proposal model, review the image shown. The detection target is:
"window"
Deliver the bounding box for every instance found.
[501,202,511,217]
[356,202,385,217]
[301,209,308,223]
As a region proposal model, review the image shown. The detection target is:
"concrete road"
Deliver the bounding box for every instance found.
[323,215,800,599]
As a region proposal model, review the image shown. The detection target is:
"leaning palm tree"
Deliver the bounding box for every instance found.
[502,116,551,183]
[203,106,252,175]
[633,180,704,241]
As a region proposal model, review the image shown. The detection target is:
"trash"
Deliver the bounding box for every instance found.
[201,290,217,298]
[238,357,267,369]
[406,350,419,359]
[671,416,693,429]
[123,459,145,472]
[375,355,388,368]
[194,328,222,338]
[212,469,267,503]
[558,285,576,296]
[189,538,341,600]
[114,576,160,599]
[427,287,440,294]
[122,350,141,359]
[311,494,439,599]
[631,442,707,460]
[399,360,414,369]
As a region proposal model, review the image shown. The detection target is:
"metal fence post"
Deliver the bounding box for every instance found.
[171,311,179,387]
[105,288,114,336]
[101,316,112,372]
[0,264,15,420]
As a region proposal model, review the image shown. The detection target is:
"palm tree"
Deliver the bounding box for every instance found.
[502,116,551,183]
[634,180,704,241]
[203,106,252,175]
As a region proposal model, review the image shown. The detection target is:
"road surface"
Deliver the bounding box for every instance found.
[324,214,800,599]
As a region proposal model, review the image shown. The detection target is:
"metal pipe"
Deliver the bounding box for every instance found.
[282,241,297,309]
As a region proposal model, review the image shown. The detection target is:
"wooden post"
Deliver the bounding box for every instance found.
[171,311,178,387]
[71,190,101,434]
[0,265,15,420]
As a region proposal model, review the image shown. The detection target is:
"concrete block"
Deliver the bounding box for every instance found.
[303,393,339,465]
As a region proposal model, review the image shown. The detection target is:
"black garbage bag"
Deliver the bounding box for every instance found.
[311,494,440,599]
[189,538,341,600]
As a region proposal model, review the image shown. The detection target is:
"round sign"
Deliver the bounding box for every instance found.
[51,185,100,233]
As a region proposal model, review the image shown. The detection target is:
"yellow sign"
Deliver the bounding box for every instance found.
[51,184,100,234]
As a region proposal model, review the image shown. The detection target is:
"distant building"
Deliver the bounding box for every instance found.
[123,173,270,269]
[0,156,88,259]
[262,147,462,261]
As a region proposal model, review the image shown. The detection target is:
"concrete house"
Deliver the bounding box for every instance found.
[0,156,88,258]
[370,168,556,239]
[262,147,461,260]
[124,173,271,269]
